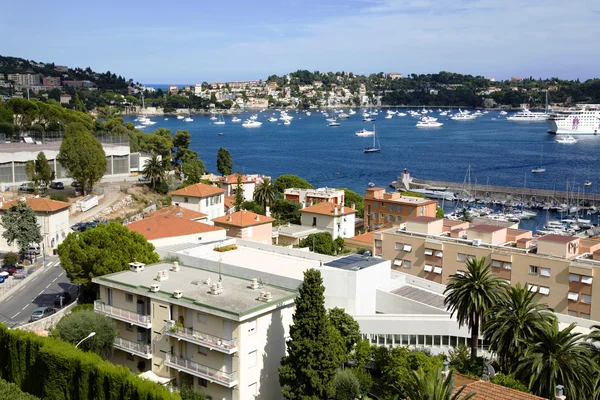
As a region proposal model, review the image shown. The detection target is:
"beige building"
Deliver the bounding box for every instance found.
[169,183,225,221]
[93,260,296,400]
[212,210,275,244]
[364,188,437,231]
[374,217,600,321]
[300,202,356,239]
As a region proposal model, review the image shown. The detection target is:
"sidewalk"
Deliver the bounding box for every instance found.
[69,186,123,224]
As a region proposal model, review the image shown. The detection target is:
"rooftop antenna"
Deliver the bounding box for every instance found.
[218,241,223,282]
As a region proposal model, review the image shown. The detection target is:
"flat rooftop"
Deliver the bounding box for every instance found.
[274,224,326,237]
[94,262,296,318]
[0,141,126,154]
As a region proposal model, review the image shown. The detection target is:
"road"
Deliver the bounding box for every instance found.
[0,261,76,327]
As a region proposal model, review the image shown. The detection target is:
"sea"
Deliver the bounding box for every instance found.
[124,109,600,231]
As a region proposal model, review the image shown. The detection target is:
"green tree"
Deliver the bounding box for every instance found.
[73,93,87,112]
[444,257,507,359]
[299,232,339,255]
[274,174,313,194]
[216,147,233,176]
[404,368,475,400]
[3,252,18,265]
[341,188,364,218]
[460,208,472,222]
[0,103,14,124]
[54,310,117,359]
[253,177,277,211]
[173,129,192,163]
[25,151,54,188]
[180,149,205,185]
[240,200,264,215]
[436,206,444,218]
[57,122,106,195]
[142,153,169,191]
[58,222,160,288]
[333,369,361,400]
[140,130,173,157]
[490,373,530,394]
[447,344,483,377]
[271,199,302,225]
[233,172,244,211]
[329,307,361,356]
[515,322,596,399]
[279,269,346,399]
[483,283,556,373]
[0,201,42,255]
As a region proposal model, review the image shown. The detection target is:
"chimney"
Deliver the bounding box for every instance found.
[228,215,232,222]
[555,385,566,400]
[171,261,180,272]
[256,214,260,221]
[334,207,338,215]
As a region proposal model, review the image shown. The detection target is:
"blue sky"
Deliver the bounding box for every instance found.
[4,0,600,84]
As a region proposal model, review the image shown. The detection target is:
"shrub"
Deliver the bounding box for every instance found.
[491,373,531,393]
[54,310,117,359]
[448,344,483,377]
[49,193,69,203]
[3,252,18,265]
[350,367,373,395]
[70,303,93,313]
[0,378,40,399]
[333,369,361,400]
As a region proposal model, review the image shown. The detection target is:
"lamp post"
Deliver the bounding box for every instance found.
[75,331,96,348]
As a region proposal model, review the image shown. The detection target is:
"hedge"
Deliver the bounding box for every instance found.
[0,378,40,399]
[0,324,180,400]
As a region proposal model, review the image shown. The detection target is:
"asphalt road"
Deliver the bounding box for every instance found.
[0,262,76,327]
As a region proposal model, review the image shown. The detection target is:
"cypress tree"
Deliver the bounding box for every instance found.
[279,269,345,399]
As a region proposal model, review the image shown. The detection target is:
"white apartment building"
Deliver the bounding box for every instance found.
[300,202,356,239]
[218,174,269,202]
[169,183,225,221]
[283,187,345,206]
[7,73,41,87]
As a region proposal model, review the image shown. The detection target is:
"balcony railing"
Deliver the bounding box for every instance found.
[165,354,237,388]
[113,337,152,359]
[165,321,237,354]
[94,300,151,328]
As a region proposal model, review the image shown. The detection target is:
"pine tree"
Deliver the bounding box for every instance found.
[233,172,244,211]
[279,269,345,399]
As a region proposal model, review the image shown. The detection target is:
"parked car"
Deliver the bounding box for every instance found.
[71,181,81,188]
[18,182,34,192]
[0,271,8,283]
[50,181,64,189]
[29,307,56,322]
[54,291,72,306]
[27,245,41,255]
[2,264,24,275]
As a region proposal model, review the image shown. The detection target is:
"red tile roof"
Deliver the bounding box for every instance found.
[469,224,507,233]
[0,197,69,213]
[220,174,254,184]
[213,210,274,228]
[455,378,545,400]
[127,215,224,240]
[169,183,224,198]
[301,202,356,216]
[224,196,235,211]
[345,228,386,246]
[537,234,579,243]
[149,205,207,220]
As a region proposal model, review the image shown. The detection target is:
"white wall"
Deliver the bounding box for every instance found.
[0,209,70,255]
[173,194,224,221]
[149,230,226,248]
[300,212,355,239]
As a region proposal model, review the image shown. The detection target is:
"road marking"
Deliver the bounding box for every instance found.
[17,286,24,291]
[52,278,57,283]
[38,290,44,296]
[21,305,28,311]
[11,313,19,318]
[58,272,64,277]
[6,295,13,301]
[30,277,37,282]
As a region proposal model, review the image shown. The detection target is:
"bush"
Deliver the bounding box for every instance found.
[49,193,69,203]
[70,303,93,313]
[448,344,483,377]
[333,369,361,400]
[154,180,169,195]
[0,324,178,400]
[0,378,40,399]
[298,232,341,255]
[350,367,373,395]
[54,310,117,359]
[400,191,425,198]
[491,373,530,393]
[3,252,18,265]
[356,247,370,255]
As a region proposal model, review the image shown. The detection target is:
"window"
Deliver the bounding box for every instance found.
[568,292,579,301]
[404,260,412,269]
[434,336,441,346]
[409,206,414,214]
[492,260,501,268]
[312,217,317,226]
[424,264,433,272]
[397,216,403,222]
[503,262,512,270]
[568,310,578,317]
[396,205,403,212]
[248,382,257,398]
[388,215,394,222]
[197,348,208,357]
[527,284,538,293]
[388,204,394,211]
[126,353,134,361]
[374,202,378,209]
[424,249,433,256]
[529,266,538,275]
[126,325,133,332]
[581,276,593,285]
[372,212,379,220]
[467,255,475,261]
[420,206,424,216]
[569,273,580,282]
[395,242,403,250]
[375,239,382,248]
[126,293,133,302]
[581,313,591,320]
[539,286,550,296]
[184,197,189,203]
[442,336,449,346]
[540,267,551,277]
[393,259,403,267]
[426,336,433,346]
[434,250,443,258]
[199,378,208,388]
[198,313,207,323]
[433,266,443,275]
[403,244,412,252]
[581,294,592,304]
[247,320,257,334]
[457,253,466,262]
[205,198,209,206]
[248,350,257,367]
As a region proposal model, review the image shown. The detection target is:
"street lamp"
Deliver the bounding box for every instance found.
[75,331,96,348]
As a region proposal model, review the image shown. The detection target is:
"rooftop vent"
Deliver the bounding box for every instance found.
[256,215,260,221]
[150,284,160,292]
[204,277,212,286]
[171,261,180,272]
[129,261,145,273]
[210,282,224,295]
[257,291,273,303]
[249,278,261,290]
[472,239,482,247]
[172,290,183,299]
[155,270,169,282]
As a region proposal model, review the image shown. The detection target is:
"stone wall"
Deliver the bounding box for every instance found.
[16,300,79,332]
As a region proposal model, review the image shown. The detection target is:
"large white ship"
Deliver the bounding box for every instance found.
[547,105,600,135]
[506,108,549,122]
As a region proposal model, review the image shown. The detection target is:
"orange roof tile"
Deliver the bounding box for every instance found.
[301,202,356,216]
[345,228,386,246]
[213,210,274,228]
[224,196,235,211]
[0,197,69,213]
[456,379,545,400]
[127,214,224,240]
[148,205,207,220]
[169,183,224,198]
[221,174,254,184]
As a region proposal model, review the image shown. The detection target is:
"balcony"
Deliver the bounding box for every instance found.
[94,300,151,328]
[165,321,237,354]
[165,354,237,388]
[113,337,152,359]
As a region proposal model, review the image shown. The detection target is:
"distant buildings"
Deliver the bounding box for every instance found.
[284,187,345,206]
[62,80,95,88]
[59,93,71,104]
[219,174,269,202]
[168,85,178,95]
[42,76,61,87]
[387,72,402,80]
[7,73,41,87]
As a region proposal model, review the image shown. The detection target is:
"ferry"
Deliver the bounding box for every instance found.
[546,105,600,135]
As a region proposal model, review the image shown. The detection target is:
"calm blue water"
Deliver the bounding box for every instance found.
[126,110,600,199]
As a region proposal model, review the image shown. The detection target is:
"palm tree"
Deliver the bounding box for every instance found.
[586,325,600,399]
[444,257,507,359]
[142,153,168,190]
[253,177,277,211]
[516,322,596,399]
[404,368,475,400]
[482,283,556,373]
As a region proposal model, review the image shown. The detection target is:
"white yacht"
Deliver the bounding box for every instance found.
[231,116,241,123]
[450,112,476,121]
[397,112,407,117]
[242,120,262,127]
[249,114,258,121]
[385,114,393,119]
[499,111,507,115]
[283,120,291,126]
[356,125,375,137]
[546,105,600,135]
[556,135,577,144]
[348,110,356,115]
[213,115,225,125]
[328,121,340,126]
[184,117,193,122]
[506,108,548,122]
[416,117,443,128]
[268,117,278,122]
[176,115,185,120]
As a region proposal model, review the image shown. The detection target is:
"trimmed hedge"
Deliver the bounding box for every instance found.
[0,378,40,399]
[0,324,180,400]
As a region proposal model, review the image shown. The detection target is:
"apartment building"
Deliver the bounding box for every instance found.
[7,73,41,87]
[93,260,296,400]
[374,217,600,321]
[300,202,356,239]
[169,183,225,221]
[364,188,437,231]
[218,174,269,202]
[213,210,275,245]
[284,187,345,206]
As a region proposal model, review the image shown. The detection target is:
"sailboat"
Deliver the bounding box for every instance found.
[363,126,381,153]
[213,114,225,125]
[531,146,545,173]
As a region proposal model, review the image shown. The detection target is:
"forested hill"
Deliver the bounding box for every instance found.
[0,55,132,91]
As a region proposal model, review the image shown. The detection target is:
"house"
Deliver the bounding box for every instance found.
[364,188,437,231]
[59,93,71,104]
[168,85,178,94]
[387,72,402,80]
[218,174,268,202]
[453,373,545,399]
[0,197,70,255]
[168,183,225,221]
[146,204,209,223]
[300,202,356,239]
[272,224,326,247]
[212,210,275,244]
[284,187,345,206]
[344,228,386,253]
